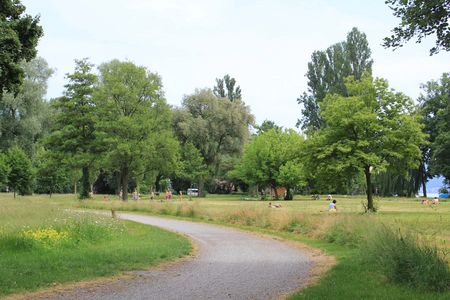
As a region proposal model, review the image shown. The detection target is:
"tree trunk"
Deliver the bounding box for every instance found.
[365,166,374,212]
[80,166,90,199]
[421,163,427,198]
[198,177,205,197]
[121,165,129,201]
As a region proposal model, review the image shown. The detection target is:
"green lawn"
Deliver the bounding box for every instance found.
[0,193,191,297]
[2,192,449,299]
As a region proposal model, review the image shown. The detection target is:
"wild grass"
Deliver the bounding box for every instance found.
[79,194,450,296]
[0,193,191,297]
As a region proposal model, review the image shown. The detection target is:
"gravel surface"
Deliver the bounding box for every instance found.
[39,213,314,300]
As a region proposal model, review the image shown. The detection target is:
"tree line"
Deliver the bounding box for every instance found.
[0,0,449,210]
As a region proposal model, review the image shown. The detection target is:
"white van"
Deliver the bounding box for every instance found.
[187,188,199,196]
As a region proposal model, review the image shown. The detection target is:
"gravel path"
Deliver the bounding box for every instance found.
[39,213,314,300]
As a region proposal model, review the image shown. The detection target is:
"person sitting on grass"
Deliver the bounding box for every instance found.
[432,197,440,205]
[268,202,282,208]
[421,198,429,205]
[328,199,337,212]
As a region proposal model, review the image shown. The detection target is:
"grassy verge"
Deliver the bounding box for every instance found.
[78,195,450,299]
[0,194,191,297]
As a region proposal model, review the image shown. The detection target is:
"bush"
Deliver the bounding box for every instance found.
[363,226,450,292]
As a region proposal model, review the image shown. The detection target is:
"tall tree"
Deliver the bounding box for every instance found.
[256,120,282,135]
[306,75,425,211]
[236,129,306,200]
[383,0,450,55]
[0,57,53,157]
[417,73,449,194]
[97,60,177,200]
[213,74,242,101]
[47,58,100,199]
[173,89,253,195]
[0,0,43,99]
[297,27,373,133]
[428,75,450,179]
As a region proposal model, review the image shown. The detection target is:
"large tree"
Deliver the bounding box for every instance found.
[97,60,177,200]
[236,128,306,200]
[417,73,449,193]
[383,0,450,55]
[173,89,253,195]
[426,75,450,180]
[306,75,425,211]
[0,57,53,157]
[0,0,43,98]
[297,27,373,132]
[47,58,100,199]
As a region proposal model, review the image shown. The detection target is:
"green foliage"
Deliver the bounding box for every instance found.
[5,146,34,196]
[256,119,282,135]
[0,57,53,157]
[34,149,72,195]
[297,27,373,132]
[177,142,208,187]
[173,88,254,194]
[46,58,100,199]
[384,0,450,55]
[305,75,426,210]
[363,226,450,292]
[97,60,177,199]
[213,74,241,101]
[0,153,10,187]
[236,128,306,198]
[0,0,43,98]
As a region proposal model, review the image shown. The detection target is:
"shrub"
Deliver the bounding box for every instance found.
[363,226,450,292]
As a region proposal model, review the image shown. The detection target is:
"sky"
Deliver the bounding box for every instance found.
[22,0,450,130]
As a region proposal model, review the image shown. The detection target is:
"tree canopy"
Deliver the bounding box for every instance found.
[0,0,43,98]
[213,74,242,101]
[383,0,450,55]
[297,27,373,132]
[236,128,306,199]
[97,60,177,200]
[305,74,425,211]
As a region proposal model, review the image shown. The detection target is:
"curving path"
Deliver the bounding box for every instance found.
[39,213,314,300]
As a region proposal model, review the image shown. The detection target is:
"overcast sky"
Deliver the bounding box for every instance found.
[23,0,450,129]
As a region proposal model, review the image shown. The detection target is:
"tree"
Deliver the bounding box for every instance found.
[236,129,306,200]
[430,87,450,179]
[297,27,373,132]
[46,58,100,199]
[417,73,449,194]
[256,120,282,134]
[383,0,450,55]
[0,153,10,188]
[0,57,54,157]
[306,75,425,211]
[97,60,177,200]
[34,149,71,196]
[213,74,242,101]
[173,89,254,195]
[174,142,208,191]
[6,146,34,197]
[0,0,43,98]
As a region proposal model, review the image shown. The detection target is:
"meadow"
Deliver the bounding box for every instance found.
[1,192,449,299]
[80,193,450,299]
[0,193,191,297]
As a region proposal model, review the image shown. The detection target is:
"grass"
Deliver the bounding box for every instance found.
[0,193,191,297]
[78,193,450,299]
[1,192,449,299]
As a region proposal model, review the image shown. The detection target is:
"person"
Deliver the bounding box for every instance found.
[326,194,333,201]
[179,190,183,201]
[432,197,440,205]
[328,199,337,212]
[132,190,139,200]
[421,198,429,205]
